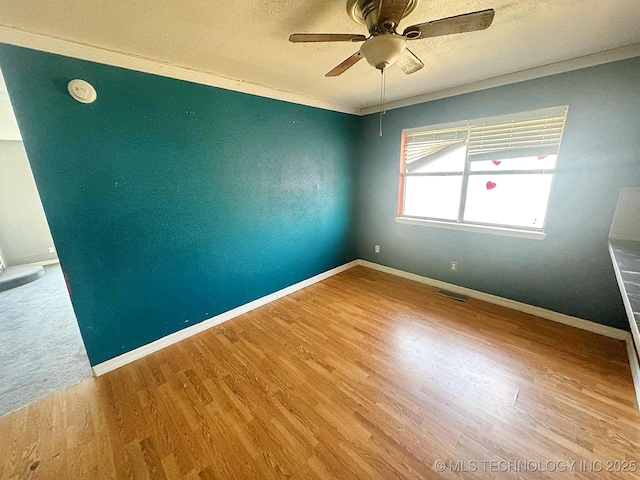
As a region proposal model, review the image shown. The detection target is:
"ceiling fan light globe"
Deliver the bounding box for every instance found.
[360,35,407,70]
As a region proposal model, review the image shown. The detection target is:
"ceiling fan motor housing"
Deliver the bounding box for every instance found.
[348,0,420,34]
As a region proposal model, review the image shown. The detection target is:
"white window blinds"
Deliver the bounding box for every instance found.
[403,106,568,166]
[467,106,568,162]
[404,129,467,173]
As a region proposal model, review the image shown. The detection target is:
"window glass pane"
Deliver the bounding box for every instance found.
[409,145,467,173]
[404,175,462,220]
[469,155,557,172]
[463,174,553,228]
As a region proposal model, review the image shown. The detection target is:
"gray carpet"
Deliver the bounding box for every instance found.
[0,264,44,292]
[0,263,93,417]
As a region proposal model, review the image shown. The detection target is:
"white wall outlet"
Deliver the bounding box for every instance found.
[450,261,458,271]
[374,244,380,253]
[48,247,56,253]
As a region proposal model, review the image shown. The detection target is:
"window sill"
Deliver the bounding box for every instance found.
[395,217,546,240]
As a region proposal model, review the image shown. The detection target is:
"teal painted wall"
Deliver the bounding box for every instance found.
[356,57,640,330]
[0,45,358,365]
[2,44,638,365]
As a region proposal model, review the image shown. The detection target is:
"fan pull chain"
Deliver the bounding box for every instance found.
[379,69,386,137]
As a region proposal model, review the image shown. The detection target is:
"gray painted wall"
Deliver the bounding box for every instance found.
[0,140,57,265]
[610,187,640,241]
[355,57,640,330]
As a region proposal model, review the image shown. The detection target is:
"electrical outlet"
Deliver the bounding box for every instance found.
[48,247,56,253]
[374,244,380,253]
[450,261,458,271]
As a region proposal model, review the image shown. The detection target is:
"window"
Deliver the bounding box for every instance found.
[396,106,568,239]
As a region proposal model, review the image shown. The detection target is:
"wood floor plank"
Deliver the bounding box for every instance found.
[1,266,639,479]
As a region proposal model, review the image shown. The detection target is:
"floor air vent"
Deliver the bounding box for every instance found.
[437,289,468,302]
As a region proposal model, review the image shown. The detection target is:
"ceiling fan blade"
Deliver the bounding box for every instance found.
[396,48,424,74]
[325,51,363,77]
[403,9,495,40]
[378,0,412,30]
[289,33,367,43]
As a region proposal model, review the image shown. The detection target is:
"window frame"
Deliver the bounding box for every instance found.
[396,107,568,240]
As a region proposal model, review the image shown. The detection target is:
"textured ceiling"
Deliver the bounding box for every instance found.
[0,0,639,111]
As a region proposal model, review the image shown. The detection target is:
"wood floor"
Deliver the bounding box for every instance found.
[1,266,639,479]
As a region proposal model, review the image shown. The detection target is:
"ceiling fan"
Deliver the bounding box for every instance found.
[289,0,495,77]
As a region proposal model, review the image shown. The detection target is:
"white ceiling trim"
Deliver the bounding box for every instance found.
[0,25,360,115]
[0,25,639,118]
[359,43,640,115]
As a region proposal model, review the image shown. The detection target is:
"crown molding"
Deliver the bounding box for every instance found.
[0,25,360,115]
[359,43,640,115]
[1,25,639,118]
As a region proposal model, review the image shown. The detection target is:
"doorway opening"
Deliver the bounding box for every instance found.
[0,66,92,417]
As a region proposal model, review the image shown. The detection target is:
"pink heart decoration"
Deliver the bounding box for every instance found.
[486,181,497,190]
[492,160,501,165]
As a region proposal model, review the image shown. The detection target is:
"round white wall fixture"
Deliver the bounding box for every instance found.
[67,79,97,104]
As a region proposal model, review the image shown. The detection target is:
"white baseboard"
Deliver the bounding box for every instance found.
[357,259,638,409]
[357,259,628,340]
[92,258,638,410]
[626,336,640,409]
[92,260,359,376]
[31,259,60,266]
